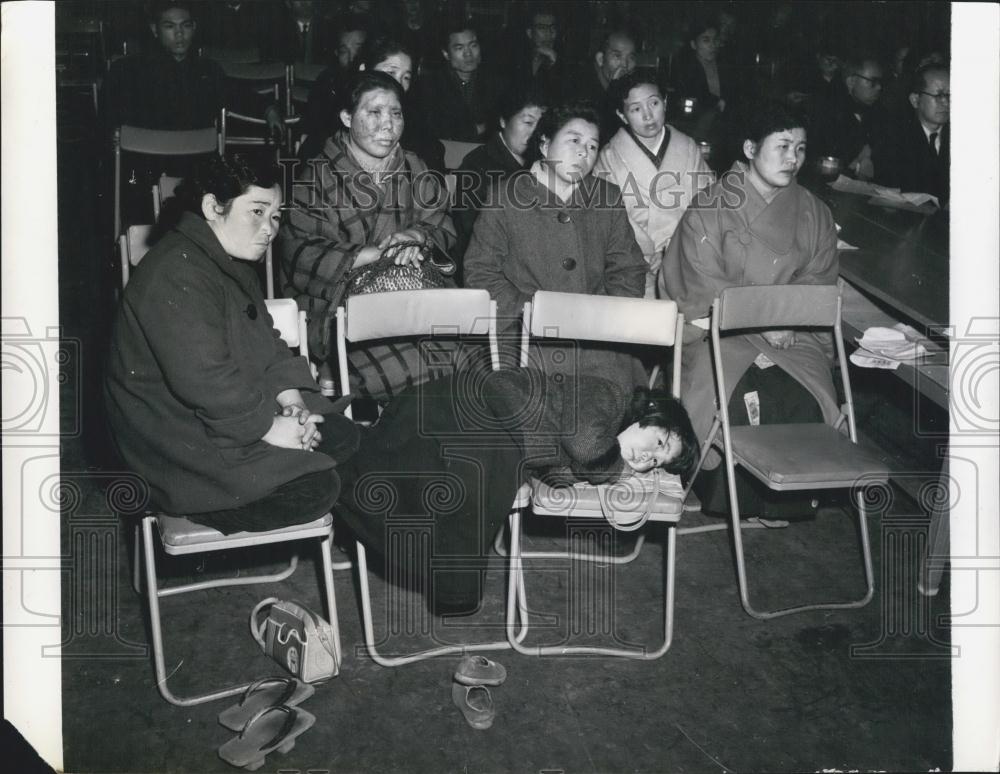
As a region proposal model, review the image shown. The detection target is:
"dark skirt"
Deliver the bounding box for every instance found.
[334,374,526,614]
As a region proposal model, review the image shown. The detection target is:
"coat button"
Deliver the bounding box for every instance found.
[561,258,577,270]
[557,212,572,224]
[738,230,753,245]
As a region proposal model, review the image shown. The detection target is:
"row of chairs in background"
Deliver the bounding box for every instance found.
[134,283,885,705]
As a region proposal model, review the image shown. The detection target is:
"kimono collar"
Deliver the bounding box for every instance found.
[730,161,802,255]
[174,211,261,292]
[323,131,405,177]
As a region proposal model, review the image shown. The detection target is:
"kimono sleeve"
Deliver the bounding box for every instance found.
[658,206,731,320]
[789,198,839,286]
[277,158,360,309]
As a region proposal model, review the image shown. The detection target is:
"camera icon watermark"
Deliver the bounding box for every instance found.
[2,317,81,442]
[915,316,1000,438]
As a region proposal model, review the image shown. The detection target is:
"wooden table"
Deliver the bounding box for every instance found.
[817,186,949,332]
[809,183,951,596]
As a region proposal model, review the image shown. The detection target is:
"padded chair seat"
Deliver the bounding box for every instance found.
[531,476,683,522]
[157,512,333,551]
[728,424,889,490]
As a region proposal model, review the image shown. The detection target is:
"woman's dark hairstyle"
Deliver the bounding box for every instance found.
[340,69,405,115]
[497,84,547,124]
[530,100,603,159]
[180,154,282,218]
[629,389,699,481]
[741,100,808,147]
[608,71,662,113]
[356,34,413,72]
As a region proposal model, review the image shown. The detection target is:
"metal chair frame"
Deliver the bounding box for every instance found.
[503,290,685,659]
[703,283,883,619]
[334,289,529,665]
[131,298,343,705]
[113,125,220,240]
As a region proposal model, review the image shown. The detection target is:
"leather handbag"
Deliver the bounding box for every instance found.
[344,240,456,297]
[251,598,339,683]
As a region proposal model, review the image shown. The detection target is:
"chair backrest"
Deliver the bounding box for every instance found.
[114,125,219,239]
[523,290,683,397]
[220,61,291,113]
[117,125,219,156]
[118,224,154,288]
[335,288,498,404]
[709,282,855,440]
[265,298,308,360]
[715,284,840,331]
[441,140,482,170]
[200,46,260,64]
[152,174,183,222]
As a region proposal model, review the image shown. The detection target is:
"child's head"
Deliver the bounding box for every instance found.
[617,390,698,479]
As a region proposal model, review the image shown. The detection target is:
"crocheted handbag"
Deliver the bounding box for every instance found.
[345,240,456,297]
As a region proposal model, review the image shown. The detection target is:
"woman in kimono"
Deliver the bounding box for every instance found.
[463,101,648,394]
[659,102,841,514]
[278,70,457,402]
[594,72,714,297]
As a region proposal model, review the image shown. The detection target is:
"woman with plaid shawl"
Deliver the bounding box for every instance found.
[277,71,458,400]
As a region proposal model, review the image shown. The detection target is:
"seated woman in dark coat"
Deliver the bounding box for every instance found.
[335,366,697,615]
[104,155,359,533]
[464,101,648,393]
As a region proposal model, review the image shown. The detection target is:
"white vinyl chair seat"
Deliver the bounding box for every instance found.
[530,478,683,521]
[157,513,333,553]
[728,424,889,490]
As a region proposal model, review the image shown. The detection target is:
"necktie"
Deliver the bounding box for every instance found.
[928,132,938,155]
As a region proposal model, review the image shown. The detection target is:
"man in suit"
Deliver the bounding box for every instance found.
[565,29,637,142]
[874,64,949,202]
[417,21,499,142]
[810,55,888,180]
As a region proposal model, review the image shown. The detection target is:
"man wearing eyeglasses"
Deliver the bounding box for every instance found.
[810,56,888,180]
[874,64,950,202]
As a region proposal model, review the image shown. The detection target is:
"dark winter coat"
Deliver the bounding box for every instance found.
[104,213,335,515]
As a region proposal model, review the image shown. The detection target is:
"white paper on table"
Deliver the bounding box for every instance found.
[829,175,883,196]
[855,324,932,362]
[829,175,940,209]
[850,349,903,370]
[837,238,859,250]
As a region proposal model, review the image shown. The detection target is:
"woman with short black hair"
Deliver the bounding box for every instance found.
[105,154,359,532]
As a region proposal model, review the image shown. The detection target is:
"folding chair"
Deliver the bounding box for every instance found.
[334,288,527,665]
[441,140,482,171]
[219,106,300,160]
[221,61,293,117]
[702,283,887,619]
[504,290,685,659]
[114,125,220,240]
[118,224,154,289]
[132,298,342,705]
[151,174,183,223]
[290,61,325,114]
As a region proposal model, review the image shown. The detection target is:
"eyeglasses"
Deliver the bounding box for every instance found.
[919,91,951,102]
[851,73,884,87]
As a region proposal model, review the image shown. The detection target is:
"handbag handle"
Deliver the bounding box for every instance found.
[250,596,280,649]
[596,468,662,532]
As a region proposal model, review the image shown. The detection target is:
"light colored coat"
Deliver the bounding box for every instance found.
[594,126,714,296]
[660,164,841,463]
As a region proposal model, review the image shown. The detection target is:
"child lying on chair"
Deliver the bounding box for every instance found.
[480,369,699,487]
